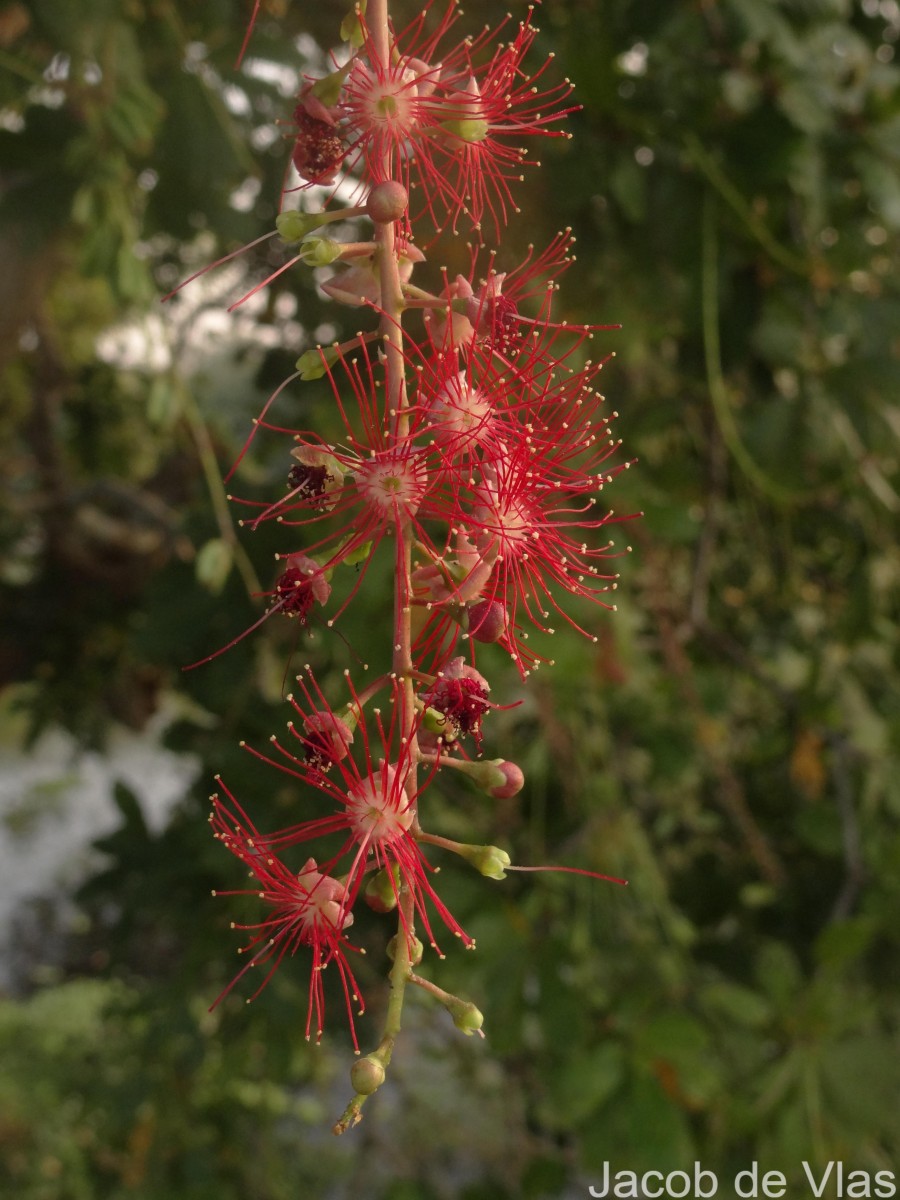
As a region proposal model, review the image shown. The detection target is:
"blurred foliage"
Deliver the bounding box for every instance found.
[1,0,899,1195]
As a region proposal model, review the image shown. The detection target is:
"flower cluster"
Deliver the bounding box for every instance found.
[285,0,579,233]
[191,0,634,1131]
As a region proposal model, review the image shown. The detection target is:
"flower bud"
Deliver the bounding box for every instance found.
[386,933,424,965]
[447,997,484,1036]
[366,181,409,224]
[298,236,343,267]
[464,758,525,800]
[295,345,340,381]
[350,1055,385,1096]
[364,865,400,913]
[467,599,507,644]
[458,843,511,880]
[276,210,325,243]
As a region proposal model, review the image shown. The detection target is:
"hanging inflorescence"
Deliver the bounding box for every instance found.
[180,0,637,1133]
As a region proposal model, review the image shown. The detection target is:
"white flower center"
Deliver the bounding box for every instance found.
[350,62,421,136]
[472,488,536,558]
[355,450,428,519]
[345,763,414,844]
[428,371,493,449]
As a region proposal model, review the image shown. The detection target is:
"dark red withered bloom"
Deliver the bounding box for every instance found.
[291,107,345,185]
[422,657,492,751]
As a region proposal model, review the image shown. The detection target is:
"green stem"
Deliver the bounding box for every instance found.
[701,190,799,506]
[182,391,262,596]
[685,133,811,277]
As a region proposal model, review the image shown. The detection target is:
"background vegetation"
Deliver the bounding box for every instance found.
[1,0,899,1195]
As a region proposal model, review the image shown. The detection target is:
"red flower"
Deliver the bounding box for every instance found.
[414,7,580,232]
[209,783,364,1047]
[243,672,474,958]
[279,2,577,234]
[228,338,462,625]
[409,309,634,674]
[184,552,331,672]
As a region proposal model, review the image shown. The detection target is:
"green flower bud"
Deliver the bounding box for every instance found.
[295,345,340,381]
[458,844,511,881]
[298,236,343,267]
[386,933,424,965]
[448,998,484,1036]
[441,118,490,144]
[276,210,325,243]
[350,1055,385,1095]
[364,865,400,914]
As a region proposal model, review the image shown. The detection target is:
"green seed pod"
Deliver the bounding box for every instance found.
[386,933,424,965]
[441,118,490,144]
[350,1055,385,1096]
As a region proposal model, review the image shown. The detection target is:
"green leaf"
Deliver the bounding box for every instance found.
[539,1041,626,1128]
[195,538,234,594]
[702,980,773,1028]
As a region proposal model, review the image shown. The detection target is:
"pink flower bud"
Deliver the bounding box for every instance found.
[468,598,507,643]
[466,758,525,799]
[366,181,409,224]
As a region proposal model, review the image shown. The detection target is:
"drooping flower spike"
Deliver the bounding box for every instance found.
[200,0,634,1115]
